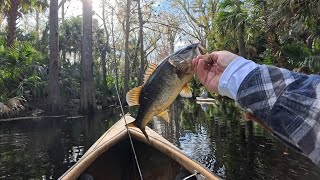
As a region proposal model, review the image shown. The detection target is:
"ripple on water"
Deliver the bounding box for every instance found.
[1,103,320,179]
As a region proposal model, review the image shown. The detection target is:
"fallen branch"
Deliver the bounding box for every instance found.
[66,116,84,119]
[0,115,66,122]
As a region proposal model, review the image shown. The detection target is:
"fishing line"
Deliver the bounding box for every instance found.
[114,84,144,180]
[62,88,143,180]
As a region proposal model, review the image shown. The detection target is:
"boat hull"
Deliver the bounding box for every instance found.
[59,115,220,180]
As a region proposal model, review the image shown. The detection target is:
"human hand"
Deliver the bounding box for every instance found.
[192,51,239,94]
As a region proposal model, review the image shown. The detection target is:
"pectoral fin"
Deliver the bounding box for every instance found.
[180,84,192,98]
[157,109,170,123]
[126,86,143,106]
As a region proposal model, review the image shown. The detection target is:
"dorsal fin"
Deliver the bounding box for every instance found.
[180,84,192,98]
[143,63,158,83]
[157,109,170,123]
[126,86,143,106]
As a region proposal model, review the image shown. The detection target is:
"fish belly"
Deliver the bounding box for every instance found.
[140,74,190,127]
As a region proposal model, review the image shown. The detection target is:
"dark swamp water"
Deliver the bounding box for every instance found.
[1,98,320,180]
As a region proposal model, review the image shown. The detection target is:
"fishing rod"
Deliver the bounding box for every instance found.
[63,86,144,180]
[114,84,144,180]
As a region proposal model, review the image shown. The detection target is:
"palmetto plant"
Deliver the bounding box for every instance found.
[215,0,250,57]
[0,0,48,46]
[0,39,47,102]
[0,39,46,118]
[59,17,82,57]
[268,0,320,71]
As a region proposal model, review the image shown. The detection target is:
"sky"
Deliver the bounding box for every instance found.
[63,0,103,19]
[1,0,189,52]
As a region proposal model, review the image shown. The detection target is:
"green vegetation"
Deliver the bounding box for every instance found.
[0,38,47,101]
[0,0,319,118]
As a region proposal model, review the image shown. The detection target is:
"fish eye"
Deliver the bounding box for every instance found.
[183,45,193,52]
[177,46,192,55]
[172,44,196,60]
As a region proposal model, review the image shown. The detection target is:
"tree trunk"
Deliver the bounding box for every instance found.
[61,0,66,63]
[137,0,145,85]
[80,0,96,114]
[6,0,19,47]
[101,45,108,109]
[0,14,4,29]
[236,0,246,57]
[48,0,62,115]
[111,8,120,94]
[35,10,41,50]
[101,0,110,109]
[60,0,66,65]
[61,1,65,23]
[36,10,40,40]
[124,0,131,98]
[235,0,251,136]
[131,41,139,83]
[237,21,246,57]
[61,48,66,63]
[169,32,175,54]
[101,0,109,93]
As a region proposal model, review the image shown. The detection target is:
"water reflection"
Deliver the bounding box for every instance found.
[1,99,320,180]
[153,97,320,180]
[0,110,120,179]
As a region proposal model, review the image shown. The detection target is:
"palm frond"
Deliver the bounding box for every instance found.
[305,55,320,72]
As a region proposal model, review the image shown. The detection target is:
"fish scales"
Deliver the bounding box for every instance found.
[126,43,208,140]
[138,62,179,127]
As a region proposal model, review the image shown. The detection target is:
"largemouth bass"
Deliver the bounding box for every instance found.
[126,43,207,140]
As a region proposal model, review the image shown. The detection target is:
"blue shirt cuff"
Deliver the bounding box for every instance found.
[218,57,259,100]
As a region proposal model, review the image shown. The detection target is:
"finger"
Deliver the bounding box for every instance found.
[197,53,217,67]
[205,70,216,92]
[211,74,221,94]
[211,62,224,74]
[196,59,208,84]
[209,51,223,64]
[191,58,200,74]
[194,54,208,61]
[204,63,211,70]
[204,57,216,70]
[201,53,214,64]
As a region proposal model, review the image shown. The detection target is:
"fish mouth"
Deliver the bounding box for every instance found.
[168,43,209,73]
[196,43,207,55]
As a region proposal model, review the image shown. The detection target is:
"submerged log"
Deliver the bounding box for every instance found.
[0,115,66,122]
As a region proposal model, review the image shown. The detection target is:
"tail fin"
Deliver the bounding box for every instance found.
[141,128,150,142]
[126,121,136,128]
[126,122,150,142]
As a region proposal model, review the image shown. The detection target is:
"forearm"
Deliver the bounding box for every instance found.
[219,58,320,166]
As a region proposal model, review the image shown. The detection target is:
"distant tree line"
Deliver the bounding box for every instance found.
[0,0,319,117]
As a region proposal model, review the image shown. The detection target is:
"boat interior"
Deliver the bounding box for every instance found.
[77,138,197,180]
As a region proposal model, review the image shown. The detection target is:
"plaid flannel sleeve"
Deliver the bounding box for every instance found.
[236,65,320,166]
